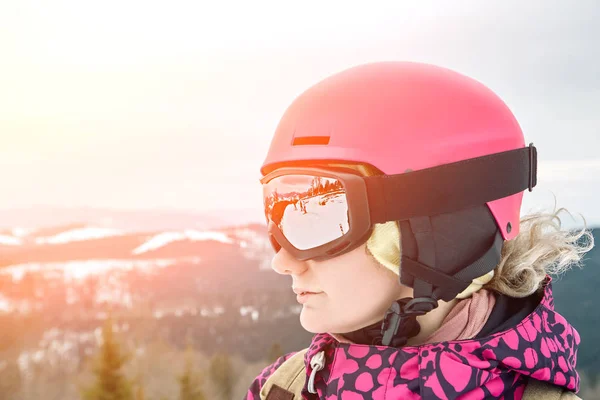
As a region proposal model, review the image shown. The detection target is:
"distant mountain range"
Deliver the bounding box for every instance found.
[0,219,308,364]
[1,221,264,259]
[0,206,266,233]
[0,221,287,298]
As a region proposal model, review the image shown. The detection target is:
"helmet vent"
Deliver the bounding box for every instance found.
[292,136,330,146]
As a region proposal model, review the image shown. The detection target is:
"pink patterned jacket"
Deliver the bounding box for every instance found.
[245,279,580,399]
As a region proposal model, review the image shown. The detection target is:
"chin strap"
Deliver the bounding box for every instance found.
[379,296,438,347]
[343,295,439,348]
[378,215,440,347]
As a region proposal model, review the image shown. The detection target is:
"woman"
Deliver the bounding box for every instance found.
[245,62,593,399]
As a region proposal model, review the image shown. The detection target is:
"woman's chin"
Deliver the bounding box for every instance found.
[299,309,331,333]
[299,309,367,334]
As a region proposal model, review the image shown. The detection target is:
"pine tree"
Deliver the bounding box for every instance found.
[82,319,133,400]
[178,346,205,400]
[208,353,233,400]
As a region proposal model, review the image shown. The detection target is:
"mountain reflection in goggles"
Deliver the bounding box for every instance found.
[263,174,350,250]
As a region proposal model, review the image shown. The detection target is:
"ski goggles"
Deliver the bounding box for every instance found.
[260,145,537,261]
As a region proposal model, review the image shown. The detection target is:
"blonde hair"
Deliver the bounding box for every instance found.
[484,207,594,297]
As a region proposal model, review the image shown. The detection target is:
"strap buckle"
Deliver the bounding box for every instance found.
[380,297,438,346]
[528,143,537,192]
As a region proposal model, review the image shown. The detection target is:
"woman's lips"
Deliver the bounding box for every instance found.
[296,291,323,304]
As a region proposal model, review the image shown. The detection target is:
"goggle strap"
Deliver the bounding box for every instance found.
[366,144,537,223]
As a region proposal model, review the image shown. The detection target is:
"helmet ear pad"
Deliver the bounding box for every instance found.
[398,205,499,289]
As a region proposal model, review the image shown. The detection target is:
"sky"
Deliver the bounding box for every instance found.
[1,0,599,227]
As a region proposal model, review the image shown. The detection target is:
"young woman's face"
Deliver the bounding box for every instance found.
[271,242,409,334]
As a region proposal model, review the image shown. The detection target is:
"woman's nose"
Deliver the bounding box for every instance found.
[271,248,309,276]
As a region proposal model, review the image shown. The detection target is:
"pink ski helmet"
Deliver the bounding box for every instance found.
[262,61,531,241]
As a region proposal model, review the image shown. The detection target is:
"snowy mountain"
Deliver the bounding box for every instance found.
[0,222,281,313]
[0,206,265,233]
[0,220,306,370]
